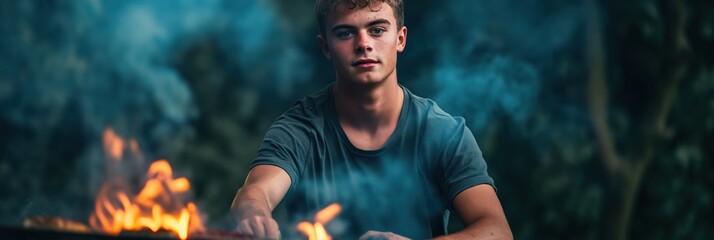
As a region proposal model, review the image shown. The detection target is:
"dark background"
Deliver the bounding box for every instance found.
[1,0,712,239]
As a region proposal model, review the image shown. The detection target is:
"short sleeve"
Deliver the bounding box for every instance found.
[440,122,495,209]
[251,118,310,197]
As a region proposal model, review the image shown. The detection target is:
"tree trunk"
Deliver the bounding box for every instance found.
[585,0,688,239]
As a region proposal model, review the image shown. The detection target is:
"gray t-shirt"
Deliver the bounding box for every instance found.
[251,83,494,239]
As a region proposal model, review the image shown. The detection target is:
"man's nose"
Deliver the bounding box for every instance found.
[354,31,373,53]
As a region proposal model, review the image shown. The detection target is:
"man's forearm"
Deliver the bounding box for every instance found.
[232,184,282,239]
[432,217,513,240]
[231,185,273,219]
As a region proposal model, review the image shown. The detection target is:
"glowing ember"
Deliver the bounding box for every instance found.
[297,203,342,240]
[90,128,205,239]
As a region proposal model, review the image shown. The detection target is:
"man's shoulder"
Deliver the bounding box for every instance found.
[271,84,332,132]
[282,85,331,119]
[406,88,466,131]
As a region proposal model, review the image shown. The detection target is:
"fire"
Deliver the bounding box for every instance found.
[297,203,342,240]
[102,128,125,160]
[91,128,205,239]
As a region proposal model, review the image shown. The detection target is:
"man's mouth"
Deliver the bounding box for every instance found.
[352,59,379,67]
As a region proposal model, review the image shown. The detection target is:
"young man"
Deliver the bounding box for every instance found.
[232,0,512,239]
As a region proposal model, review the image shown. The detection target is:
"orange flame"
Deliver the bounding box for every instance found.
[91,128,204,239]
[102,128,125,160]
[297,203,342,240]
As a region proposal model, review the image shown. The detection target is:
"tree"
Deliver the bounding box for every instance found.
[586,0,690,239]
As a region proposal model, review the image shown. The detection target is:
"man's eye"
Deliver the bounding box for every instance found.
[336,31,354,38]
[371,28,385,35]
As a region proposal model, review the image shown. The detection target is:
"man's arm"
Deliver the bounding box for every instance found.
[231,165,291,239]
[434,184,513,240]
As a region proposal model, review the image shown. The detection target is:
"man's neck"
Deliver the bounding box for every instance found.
[332,77,404,137]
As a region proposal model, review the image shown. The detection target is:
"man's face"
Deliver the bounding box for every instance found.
[319,3,407,86]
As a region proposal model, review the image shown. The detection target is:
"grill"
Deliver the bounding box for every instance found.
[2,225,256,240]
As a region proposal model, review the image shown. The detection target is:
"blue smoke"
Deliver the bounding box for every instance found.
[0,0,312,225]
[432,56,540,130]
[1,0,312,135]
[410,0,583,133]
[220,1,313,96]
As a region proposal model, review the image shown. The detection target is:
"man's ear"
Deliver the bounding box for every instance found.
[317,34,332,60]
[397,26,407,53]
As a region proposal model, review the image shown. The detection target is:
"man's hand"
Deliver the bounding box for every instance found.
[231,165,292,240]
[359,230,411,240]
[235,213,281,239]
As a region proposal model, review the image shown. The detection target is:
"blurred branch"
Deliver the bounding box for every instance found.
[586,0,689,239]
[586,0,628,176]
[651,0,689,137]
[635,0,689,184]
